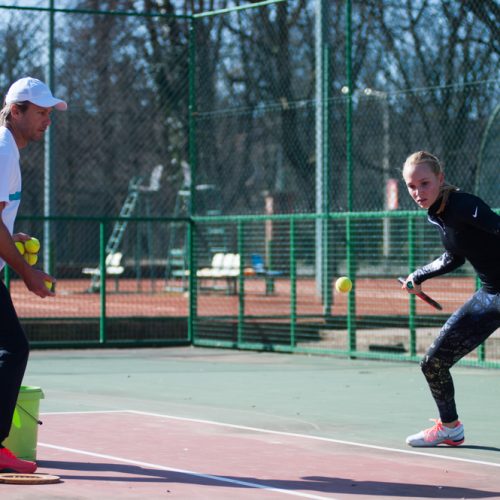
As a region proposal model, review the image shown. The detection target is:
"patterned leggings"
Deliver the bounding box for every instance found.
[0,280,30,445]
[420,288,500,423]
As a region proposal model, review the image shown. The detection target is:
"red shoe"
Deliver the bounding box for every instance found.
[0,447,37,473]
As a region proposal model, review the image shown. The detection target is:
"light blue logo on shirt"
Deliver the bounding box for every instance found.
[9,191,21,201]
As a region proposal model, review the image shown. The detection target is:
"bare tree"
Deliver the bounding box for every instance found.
[370,0,498,190]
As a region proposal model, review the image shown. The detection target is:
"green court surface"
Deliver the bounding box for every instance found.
[25,346,500,462]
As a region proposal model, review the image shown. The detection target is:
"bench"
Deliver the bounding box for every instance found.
[196,253,282,295]
[197,253,240,294]
[82,252,125,292]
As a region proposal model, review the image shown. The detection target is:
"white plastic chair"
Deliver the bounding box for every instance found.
[82,252,125,291]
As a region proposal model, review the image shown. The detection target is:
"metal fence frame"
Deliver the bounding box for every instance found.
[5,210,499,368]
[1,2,498,366]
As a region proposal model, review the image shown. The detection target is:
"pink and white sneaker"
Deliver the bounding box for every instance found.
[406,419,464,447]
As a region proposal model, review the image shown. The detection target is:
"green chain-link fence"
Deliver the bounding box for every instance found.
[192,1,499,215]
[1,1,498,364]
[5,210,500,366]
[190,211,500,367]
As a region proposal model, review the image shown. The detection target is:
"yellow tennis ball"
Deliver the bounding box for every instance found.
[15,241,25,255]
[44,280,53,290]
[24,237,40,254]
[335,276,352,293]
[24,252,38,266]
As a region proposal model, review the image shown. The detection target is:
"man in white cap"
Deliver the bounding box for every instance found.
[0,77,66,473]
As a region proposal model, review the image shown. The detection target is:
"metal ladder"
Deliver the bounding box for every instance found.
[106,176,144,254]
[88,176,144,292]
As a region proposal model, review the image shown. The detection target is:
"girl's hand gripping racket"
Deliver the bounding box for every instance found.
[397,277,443,311]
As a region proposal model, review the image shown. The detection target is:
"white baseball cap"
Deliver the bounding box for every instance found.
[5,77,67,111]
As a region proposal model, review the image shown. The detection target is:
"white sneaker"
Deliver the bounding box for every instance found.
[406,419,464,447]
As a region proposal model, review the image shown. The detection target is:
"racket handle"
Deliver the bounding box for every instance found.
[397,276,410,287]
[397,277,443,311]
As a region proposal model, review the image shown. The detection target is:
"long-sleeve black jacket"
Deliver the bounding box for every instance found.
[412,191,500,294]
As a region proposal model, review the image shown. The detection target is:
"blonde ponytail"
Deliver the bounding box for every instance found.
[436,183,459,214]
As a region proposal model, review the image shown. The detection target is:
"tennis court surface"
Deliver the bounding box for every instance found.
[4,347,500,499]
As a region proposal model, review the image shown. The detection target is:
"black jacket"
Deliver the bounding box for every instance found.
[412,191,500,294]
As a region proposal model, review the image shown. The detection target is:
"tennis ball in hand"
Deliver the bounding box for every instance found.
[44,280,53,290]
[24,237,40,254]
[15,241,26,255]
[335,276,352,293]
[24,252,38,266]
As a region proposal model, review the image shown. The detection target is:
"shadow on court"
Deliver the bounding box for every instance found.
[37,460,500,498]
[457,445,500,453]
[14,347,500,499]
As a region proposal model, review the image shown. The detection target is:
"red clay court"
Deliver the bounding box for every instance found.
[3,347,500,499]
[10,276,477,318]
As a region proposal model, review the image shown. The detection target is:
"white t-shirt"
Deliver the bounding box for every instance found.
[0,126,21,271]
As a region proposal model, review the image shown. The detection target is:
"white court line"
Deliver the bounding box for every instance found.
[126,410,500,469]
[38,442,334,500]
[41,409,500,469]
[42,410,126,415]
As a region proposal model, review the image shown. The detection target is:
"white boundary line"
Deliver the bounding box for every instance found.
[126,410,500,469]
[37,442,334,500]
[41,409,500,469]
[42,410,126,415]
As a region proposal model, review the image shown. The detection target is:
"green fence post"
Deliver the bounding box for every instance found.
[237,220,245,346]
[99,220,107,344]
[322,215,332,318]
[188,14,197,346]
[345,0,353,216]
[266,236,276,295]
[43,0,55,278]
[345,0,356,355]
[346,215,356,354]
[188,219,196,344]
[188,14,197,217]
[290,217,297,348]
[135,222,142,292]
[408,216,416,356]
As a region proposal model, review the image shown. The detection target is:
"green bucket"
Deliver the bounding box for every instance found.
[4,386,44,461]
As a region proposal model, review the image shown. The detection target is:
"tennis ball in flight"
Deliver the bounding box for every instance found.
[24,237,40,254]
[15,241,25,255]
[24,252,38,266]
[335,276,352,293]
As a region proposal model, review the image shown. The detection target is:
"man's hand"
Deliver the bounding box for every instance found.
[22,267,56,298]
[0,209,54,298]
[13,232,32,243]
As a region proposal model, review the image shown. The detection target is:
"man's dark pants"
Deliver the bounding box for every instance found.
[0,280,29,445]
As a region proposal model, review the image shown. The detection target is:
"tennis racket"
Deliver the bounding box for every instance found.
[397,277,443,311]
[0,473,61,484]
